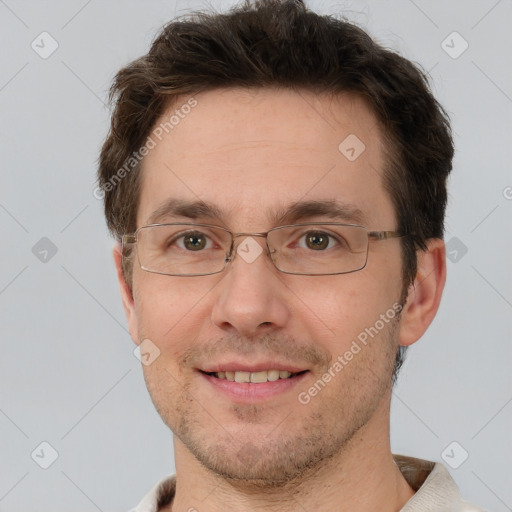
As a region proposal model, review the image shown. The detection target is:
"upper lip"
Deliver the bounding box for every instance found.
[199,361,308,373]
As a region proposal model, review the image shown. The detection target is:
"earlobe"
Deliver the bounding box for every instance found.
[113,243,139,345]
[398,238,447,347]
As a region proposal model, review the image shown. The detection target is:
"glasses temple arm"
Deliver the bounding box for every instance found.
[367,230,408,241]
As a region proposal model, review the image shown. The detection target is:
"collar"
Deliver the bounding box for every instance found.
[131,454,484,512]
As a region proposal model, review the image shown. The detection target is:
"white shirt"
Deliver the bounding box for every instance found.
[129,454,486,512]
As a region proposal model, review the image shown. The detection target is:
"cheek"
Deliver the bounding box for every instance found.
[288,272,400,353]
[132,274,214,356]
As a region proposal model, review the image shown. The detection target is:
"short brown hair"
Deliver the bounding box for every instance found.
[97,0,454,380]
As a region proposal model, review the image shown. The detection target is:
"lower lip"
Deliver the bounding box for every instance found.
[200,371,308,402]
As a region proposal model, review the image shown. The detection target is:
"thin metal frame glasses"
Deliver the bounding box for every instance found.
[122,222,404,277]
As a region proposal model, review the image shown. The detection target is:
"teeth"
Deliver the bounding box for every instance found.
[234,371,250,383]
[250,371,268,383]
[213,369,298,382]
[267,370,280,381]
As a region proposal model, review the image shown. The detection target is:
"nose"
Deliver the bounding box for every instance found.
[210,236,291,337]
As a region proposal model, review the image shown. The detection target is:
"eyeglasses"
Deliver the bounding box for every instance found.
[122,222,405,277]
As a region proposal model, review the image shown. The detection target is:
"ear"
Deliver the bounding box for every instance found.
[398,238,446,347]
[113,243,139,345]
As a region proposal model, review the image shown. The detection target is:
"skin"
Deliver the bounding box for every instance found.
[113,88,446,512]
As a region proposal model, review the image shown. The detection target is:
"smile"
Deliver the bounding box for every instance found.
[204,369,305,383]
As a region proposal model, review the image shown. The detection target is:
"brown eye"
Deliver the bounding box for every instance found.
[305,232,330,250]
[183,233,207,251]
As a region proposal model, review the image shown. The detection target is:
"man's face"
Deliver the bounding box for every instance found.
[123,88,406,482]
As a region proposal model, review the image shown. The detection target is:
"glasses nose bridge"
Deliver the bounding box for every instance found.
[225,231,270,263]
[233,231,268,239]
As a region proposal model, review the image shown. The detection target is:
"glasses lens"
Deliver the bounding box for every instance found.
[268,224,369,275]
[136,224,231,276]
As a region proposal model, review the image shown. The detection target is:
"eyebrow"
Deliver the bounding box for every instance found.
[145,198,368,227]
[146,198,224,225]
[272,199,368,226]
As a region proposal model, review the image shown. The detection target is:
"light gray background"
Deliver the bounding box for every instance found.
[1,0,511,510]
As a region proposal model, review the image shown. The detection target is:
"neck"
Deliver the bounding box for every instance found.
[168,402,415,512]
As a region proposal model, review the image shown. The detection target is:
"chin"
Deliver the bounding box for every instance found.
[173,408,356,489]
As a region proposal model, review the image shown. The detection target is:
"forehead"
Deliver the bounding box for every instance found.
[137,87,395,230]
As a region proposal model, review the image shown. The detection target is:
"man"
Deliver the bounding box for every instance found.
[97,1,484,510]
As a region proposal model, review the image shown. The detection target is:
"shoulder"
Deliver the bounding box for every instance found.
[393,454,486,512]
[127,475,176,512]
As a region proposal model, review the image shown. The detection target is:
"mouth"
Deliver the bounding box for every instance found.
[198,366,309,402]
[201,369,308,383]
